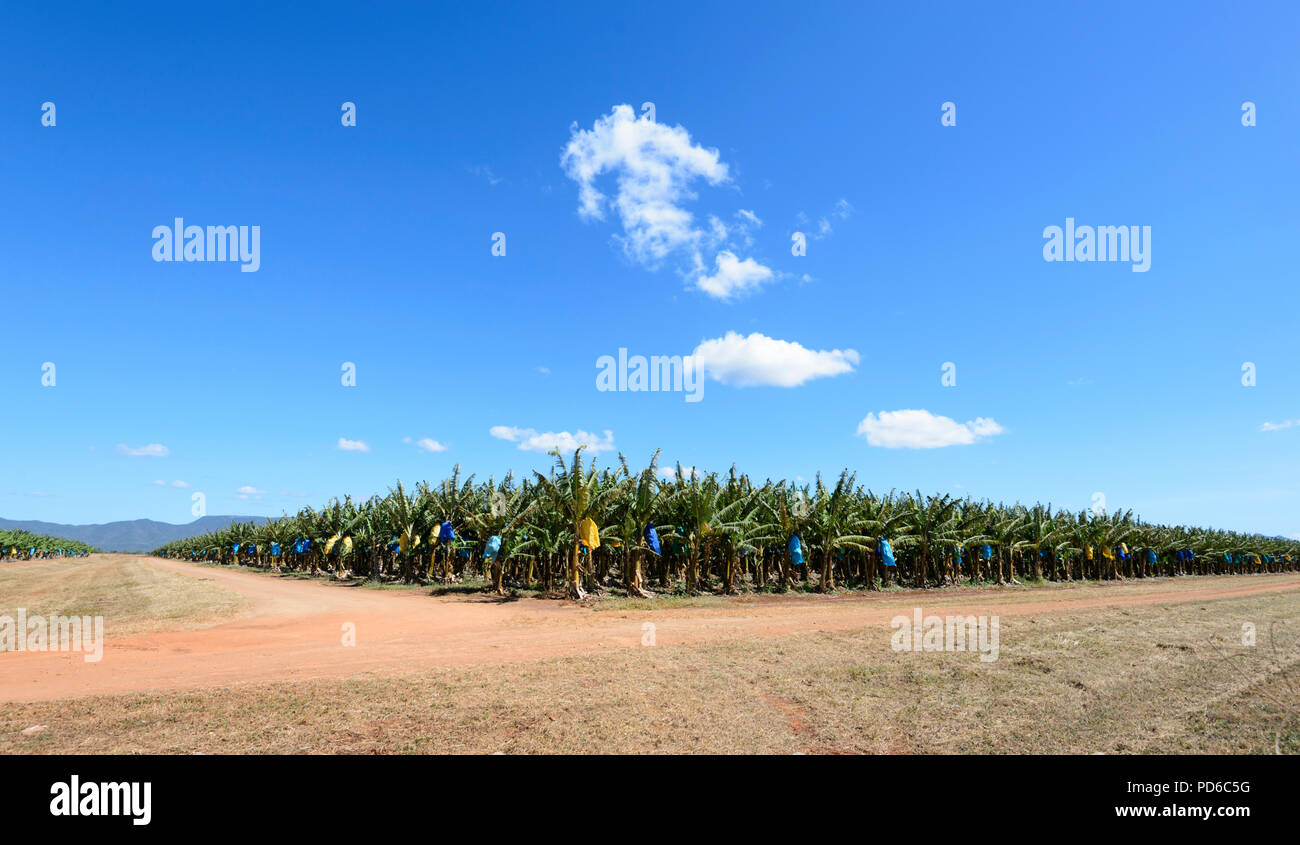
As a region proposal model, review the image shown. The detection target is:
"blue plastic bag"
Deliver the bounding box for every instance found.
[644,524,661,555]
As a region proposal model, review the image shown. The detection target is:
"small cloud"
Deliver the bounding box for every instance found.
[153,479,166,486]
[415,438,447,453]
[693,331,859,387]
[804,198,853,240]
[236,485,266,500]
[1066,377,1094,386]
[657,465,698,480]
[336,437,370,452]
[1260,419,1299,432]
[171,480,190,488]
[117,443,169,457]
[735,209,762,227]
[469,164,503,185]
[537,366,550,375]
[28,491,50,498]
[856,409,1005,449]
[490,425,615,454]
[694,251,775,300]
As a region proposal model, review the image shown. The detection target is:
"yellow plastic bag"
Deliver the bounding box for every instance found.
[578,517,600,550]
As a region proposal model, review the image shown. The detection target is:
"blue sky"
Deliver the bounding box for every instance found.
[3,1,1298,536]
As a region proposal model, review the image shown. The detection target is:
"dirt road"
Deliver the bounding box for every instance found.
[3,556,1298,703]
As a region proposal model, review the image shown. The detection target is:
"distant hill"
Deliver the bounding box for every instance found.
[0,515,269,553]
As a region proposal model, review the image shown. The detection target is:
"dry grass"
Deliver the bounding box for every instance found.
[3,589,1294,754]
[0,555,248,638]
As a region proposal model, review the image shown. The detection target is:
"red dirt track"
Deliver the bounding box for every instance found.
[3,556,1299,703]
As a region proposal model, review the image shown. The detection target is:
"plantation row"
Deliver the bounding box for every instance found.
[0,529,96,560]
[153,450,1300,598]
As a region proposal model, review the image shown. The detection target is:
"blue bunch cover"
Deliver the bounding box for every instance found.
[644,524,661,555]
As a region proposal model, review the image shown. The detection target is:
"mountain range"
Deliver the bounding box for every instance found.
[0,515,270,552]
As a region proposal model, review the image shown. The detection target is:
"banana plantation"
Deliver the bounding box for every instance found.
[0,530,96,560]
[153,449,1300,599]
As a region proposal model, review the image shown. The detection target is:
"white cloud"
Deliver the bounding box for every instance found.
[804,198,854,240]
[692,331,859,387]
[856,409,1005,449]
[658,465,698,480]
[117,443,169,457]
[694,251,775,300]
[415,438,447,453]
[469,164,502,185]
[236,485,266,500]
[562,104,774,301]
[171,480,190,488]
[336,437,370,452]
[490,425,616,454]
[562,104,727,264]
[1260,419,1299,432]
[153,479,166,486]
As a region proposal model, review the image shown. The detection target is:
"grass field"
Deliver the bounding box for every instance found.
[3,557,1294,754]
[0,555,249,638]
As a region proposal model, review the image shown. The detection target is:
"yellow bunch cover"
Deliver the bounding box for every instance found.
[579,517,600,550]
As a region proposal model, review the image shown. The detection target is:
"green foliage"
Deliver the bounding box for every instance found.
[0,529,96,558]
[152,457,1300,594]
